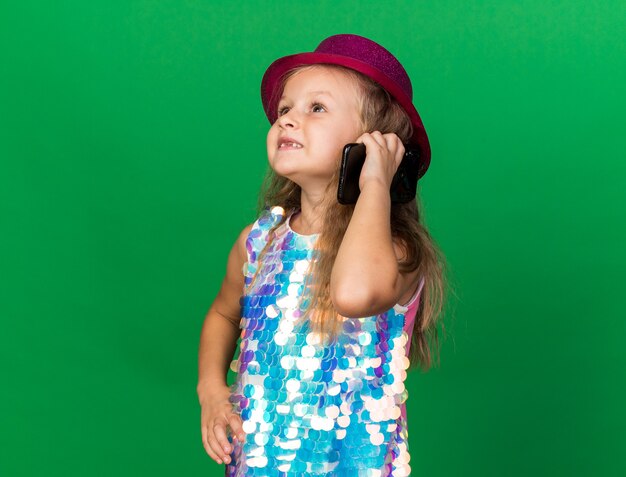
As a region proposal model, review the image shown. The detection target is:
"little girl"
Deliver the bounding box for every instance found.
[197,33,447,476]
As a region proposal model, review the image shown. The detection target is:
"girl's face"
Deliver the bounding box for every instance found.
[266,66,363,193]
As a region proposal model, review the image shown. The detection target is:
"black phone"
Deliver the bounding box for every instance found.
[337,142,423,205]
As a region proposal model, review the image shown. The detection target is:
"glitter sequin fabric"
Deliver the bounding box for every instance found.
[226,206,413,476]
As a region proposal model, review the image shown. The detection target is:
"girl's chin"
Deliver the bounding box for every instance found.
[268,157,301,177]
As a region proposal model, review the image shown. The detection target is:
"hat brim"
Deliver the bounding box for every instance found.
[261,52,431,179]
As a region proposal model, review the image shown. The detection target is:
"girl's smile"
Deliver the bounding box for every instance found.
[277,136,303,150]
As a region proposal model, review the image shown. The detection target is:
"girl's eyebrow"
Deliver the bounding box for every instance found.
[280,90,334,101]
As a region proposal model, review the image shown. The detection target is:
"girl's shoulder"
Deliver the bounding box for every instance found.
[246,206,291,243]
[242,205,291,260]
[254,205,288,232]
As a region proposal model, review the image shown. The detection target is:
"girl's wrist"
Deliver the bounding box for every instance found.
[197,379,229,402]
[359,178,391,197]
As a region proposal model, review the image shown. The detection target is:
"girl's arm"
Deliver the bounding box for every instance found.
[330,132,420,318]
[197,224,250,392]
[197,224,251,464]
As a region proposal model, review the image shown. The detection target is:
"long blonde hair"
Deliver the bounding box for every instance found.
[256,64,451,371]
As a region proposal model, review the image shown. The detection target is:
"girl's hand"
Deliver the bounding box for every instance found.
[199,383,245,465]
[354,131,405,193]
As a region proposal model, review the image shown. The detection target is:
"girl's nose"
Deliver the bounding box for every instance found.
[278,109,299,128]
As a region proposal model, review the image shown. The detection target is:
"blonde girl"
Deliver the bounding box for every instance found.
[197,33,448,476]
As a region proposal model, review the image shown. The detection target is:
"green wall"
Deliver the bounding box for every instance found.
[1,1,624,475]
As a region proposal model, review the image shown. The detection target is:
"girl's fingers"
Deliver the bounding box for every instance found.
[355,132,379,150]
[381,133,404,168]
[358,131,402,158]
[202,424,224,464]
[207,428,231,465]
[358,133,384,155]
[213,421,234,459]
[382,133,403,157]
[369,130,388,148]
[355,132,404,184]
[228,414,246,442]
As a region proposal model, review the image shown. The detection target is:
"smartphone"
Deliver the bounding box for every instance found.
[337,142,423,205]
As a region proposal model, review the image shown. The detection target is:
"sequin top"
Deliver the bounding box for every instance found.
[226,206,424,476]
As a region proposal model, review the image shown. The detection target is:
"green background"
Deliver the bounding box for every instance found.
[1,1,624,475]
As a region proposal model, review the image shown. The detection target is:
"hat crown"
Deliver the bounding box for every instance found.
[314,34,413,100]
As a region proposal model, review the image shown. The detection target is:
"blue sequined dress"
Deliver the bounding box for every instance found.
[226,206,420,476]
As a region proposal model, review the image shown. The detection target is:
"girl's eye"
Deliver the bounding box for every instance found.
[277,102,326,117]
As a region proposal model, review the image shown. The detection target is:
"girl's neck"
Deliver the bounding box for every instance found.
[291,190,328,235]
